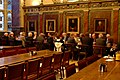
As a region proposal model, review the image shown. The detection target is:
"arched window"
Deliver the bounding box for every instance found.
[0,0,3,9]
[8,12,12,31]
[0,12,4,30]
[0,0,12,31]
[0,0,4,30]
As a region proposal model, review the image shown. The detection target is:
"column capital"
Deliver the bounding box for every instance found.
[39,12,43,15]
[113,8,119,10]
[83,9,89,12]
[59,11,63,13]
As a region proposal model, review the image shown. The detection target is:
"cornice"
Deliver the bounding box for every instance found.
[23,1,120,13]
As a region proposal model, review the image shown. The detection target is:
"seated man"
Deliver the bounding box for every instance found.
[1,32,9,46]
[26,32,34,47]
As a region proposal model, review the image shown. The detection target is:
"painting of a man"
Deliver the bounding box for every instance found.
[95,19,106,33]
[69,18,77,32]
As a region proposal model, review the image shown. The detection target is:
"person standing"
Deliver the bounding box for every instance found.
[47,33,54,51]
[81,32,93,57]
[36,33,45,50]
[95,33,106,56]
[106,34,113,47]
[96,33,106,46]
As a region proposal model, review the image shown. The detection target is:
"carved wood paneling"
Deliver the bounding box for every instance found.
[22,1,120,42]
[24,13,39,33]
[43,12,59,34]
[63,10,83,33]
[90,10,111,34]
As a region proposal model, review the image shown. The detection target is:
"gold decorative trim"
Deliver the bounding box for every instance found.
[46,19,56,32]
[67,16,80,34]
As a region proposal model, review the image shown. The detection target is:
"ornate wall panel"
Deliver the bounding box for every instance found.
[43,12,59,34]
[24,13,39,33]
[63,10,84,34]
[89,10,111,34]
[23,0,120,42]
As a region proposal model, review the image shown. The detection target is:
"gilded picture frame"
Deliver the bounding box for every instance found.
[94,18,107,33]
[28,20,36,32]
[67,16,79,33]
[46,19,56,32]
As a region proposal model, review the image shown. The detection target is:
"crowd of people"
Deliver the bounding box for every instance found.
[0,31,118,57]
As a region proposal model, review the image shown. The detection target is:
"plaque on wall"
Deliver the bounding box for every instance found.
[46,19,56,32]
[67,16,80,33]
[94,18,107,33]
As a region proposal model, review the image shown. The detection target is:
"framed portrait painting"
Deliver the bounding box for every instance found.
[46,19,56,32]
[94,18,107,33]
[28,20,36,32]
[67,16,79,33]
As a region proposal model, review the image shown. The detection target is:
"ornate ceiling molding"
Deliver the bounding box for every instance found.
[23,1,120,13]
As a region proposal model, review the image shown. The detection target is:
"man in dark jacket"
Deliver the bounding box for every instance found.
[47,33,54,51]
[26,32,34,47]
[36,33,45,50]
[81,32,93,57]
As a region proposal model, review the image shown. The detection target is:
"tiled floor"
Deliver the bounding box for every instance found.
[56,60,79,80]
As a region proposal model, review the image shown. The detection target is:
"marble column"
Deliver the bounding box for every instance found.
[83,10,89,33]
[59,11,63,35]
[39,12,43,33]
[113,8,119,42]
